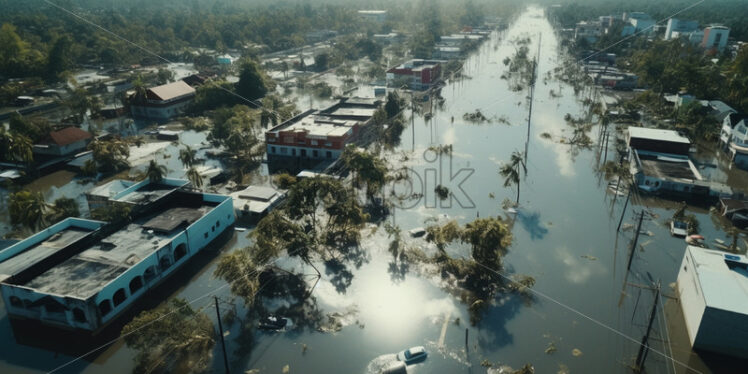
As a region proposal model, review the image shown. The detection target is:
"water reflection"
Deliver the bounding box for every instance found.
[516,209,549,240]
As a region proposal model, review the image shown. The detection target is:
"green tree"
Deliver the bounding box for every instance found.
[91,202,131,224]
[0,127,33,164]
[46,35,74,81]
[499,151,525,205]
[9,191,47,230]
[340,146,388,204]
[186,166,203,190]
[122,298,215,374]
[146,159,167,183]
[88,138,130,174]
[47,197,80,224]
[178,145,197,168]
[236,59,269,101]
[462,217,513,267]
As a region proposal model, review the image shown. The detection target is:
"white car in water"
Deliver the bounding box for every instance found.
[396,346,427,365]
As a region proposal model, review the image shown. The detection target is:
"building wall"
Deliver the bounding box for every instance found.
[677,249,706,348]
[702,27,729,51]
[131,98,193,121]
[695,307,748,358]
[267,144,342,160]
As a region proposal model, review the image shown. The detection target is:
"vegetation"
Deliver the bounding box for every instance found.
[122,298,215,374]
[340,146,388,205]
[145,160,167,183]
[8,191,47,230]
[499,151,525,205]
[88,138,130,174]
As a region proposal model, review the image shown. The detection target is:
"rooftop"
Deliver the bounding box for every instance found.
[42,127,93,146]
[146,80,196,101]
[687,246,748,315]
[231,186,285,214]
[88,179,136,198]
[628,126,691,145]
[637,151,700,181]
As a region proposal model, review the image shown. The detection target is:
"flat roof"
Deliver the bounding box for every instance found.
[628,126,690,144]
[147,80,195,101]
[236,186,279,202]
[116,183,179,205]
[0,228,93,281]
[19,204,213,299]
[637,151,699,180]
[88,179,136,198]
[687,246,748,315]
[278,117,355,137]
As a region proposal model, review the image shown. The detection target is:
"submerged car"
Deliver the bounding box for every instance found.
[396,346,427,364]
[670,220,689,237]
[258,315,287,330]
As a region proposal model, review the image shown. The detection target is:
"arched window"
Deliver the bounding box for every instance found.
[129,276,144,294]
[143,266,158,283]
[72,308,87,323]
[174,244,187,262]
[159,255,172,271]
[112,288,127,307]
[99,300,112,316]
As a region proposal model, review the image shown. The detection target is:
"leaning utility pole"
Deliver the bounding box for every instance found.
[524,33,541,173]
[635,282,661,372]
[617,188,632,232]
[627,211,645,271]
[215,296,230,374]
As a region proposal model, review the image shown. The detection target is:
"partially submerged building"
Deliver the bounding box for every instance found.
[0,179,234,332]
[33,127,93,157]
[720,113,748,169]
[677,246,748,358]
[719,198,748,229]
[265,97,381,162]
[230,185,286,222]
[627,127,710,197]
[386,59,442,90]
[130,80,196,121]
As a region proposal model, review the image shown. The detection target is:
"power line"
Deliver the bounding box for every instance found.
[471,261,704,374]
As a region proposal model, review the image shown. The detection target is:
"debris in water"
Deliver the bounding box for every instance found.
[282,364,290,373]
[557,363,570,374]
[302,343,308,354]
[545,342,557,354]
[644,231,655,237]
[621,223,634,231]
[572,348,583,357]
[245,370,259,374]
[482,359,493,367]
[580,255,597,261]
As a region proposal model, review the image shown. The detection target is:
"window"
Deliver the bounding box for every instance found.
[313,150,319,157]
[292,149,296,156]
[204,232,209,239]
[325,142,333,147]
[212,225,215,232]
[280,147,288,154]
[72,308,87,323]
[129,276,144,294]
[301,149,307,157]
[143,266,157,283]
[160,256,172,271]
[216,220,220,228]
[174,244,187,262]
[113,288,127,307]
[326,151,332,159]
[99,300,112,316]
[311,140,318,146]
[271,146,276,154]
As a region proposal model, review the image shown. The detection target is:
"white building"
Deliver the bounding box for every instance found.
[230,185,286,222]
[130,80,196,122]
[0,179,234,332]
[621,12,655,36]
[358,10,387,22]
[665,18,699,40]
[701,25,730,52]
[677,246,748,358]
[720,113,748,169]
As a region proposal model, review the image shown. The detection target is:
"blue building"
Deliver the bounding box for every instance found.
[0,179,234,332]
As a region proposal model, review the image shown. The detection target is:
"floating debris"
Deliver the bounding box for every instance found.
[301,343,308,354]
[572,348,583,357]
[282,364,290,373]
[545,342,557,354]
[557,363,570,374]
[621,223,634,231]
[580,255,597,261]
[463,109,489,123]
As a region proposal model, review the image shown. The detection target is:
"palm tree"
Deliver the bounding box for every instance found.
[145,159,167,183]
[499,151,525,206]
[9,191,47,230]
[47,197,80,224]
[0,128,33,164]
[186,166,203,190]
[178,145,197,168]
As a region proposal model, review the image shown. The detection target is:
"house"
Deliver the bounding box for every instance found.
[720,113,748,169]
[677,246,748,358]
[574,21,603,43]
[434,46,462,60]
[0,180,234,332]
[33,127,93,157]
[665,18,699,40]
[701,25,730,52]
[358,10,387,22]
[130,80,196,121]
[265,97,382,162]
[622,12,655,36]
[230,185,286,222]
[627,127,711,197]
[719,198,748,228]
[386,59,442,90]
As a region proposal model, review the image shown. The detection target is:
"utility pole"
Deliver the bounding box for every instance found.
[602,132,610,164]
[617,188,632,231]
[627,211,645,271]
[635,283,661,372]
[215,296,230,374]
[524,33,541,173]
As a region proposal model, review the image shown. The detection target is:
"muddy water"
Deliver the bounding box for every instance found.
[0,6,744,374]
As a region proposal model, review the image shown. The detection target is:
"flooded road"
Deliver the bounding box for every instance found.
[0,6,744,374]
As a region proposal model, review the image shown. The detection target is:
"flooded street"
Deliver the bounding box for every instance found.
[0,6,745,374]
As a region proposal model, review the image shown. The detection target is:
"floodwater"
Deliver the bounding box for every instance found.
[0,6,746,374]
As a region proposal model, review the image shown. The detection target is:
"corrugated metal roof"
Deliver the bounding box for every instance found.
[45,127,92,146]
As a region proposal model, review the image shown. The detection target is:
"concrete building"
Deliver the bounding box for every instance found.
[720,113,748,169]
[130,80,196,122]
[574,21,603,43]
[701,25,730,52]
[33,127,93,157]
[230,185,286,222]
[358,10,387,22]
[434,46,462,60]
[0,179,234,332]
[622,12,655,36]
[386,59,442,90]
[373,33,404,45]
[677,246,748,358]
[665,18,699,40]
[85,179,137,211]
[265,98,381,162]
[627,127,712,197]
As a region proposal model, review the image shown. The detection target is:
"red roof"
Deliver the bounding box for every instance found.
[45,127,92,146]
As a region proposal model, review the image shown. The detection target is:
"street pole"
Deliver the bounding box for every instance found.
[617,188,631,232]
[627,211,644,271]
[635,283,660,371]
[215,296,230,374]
